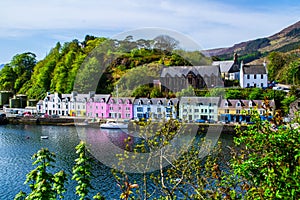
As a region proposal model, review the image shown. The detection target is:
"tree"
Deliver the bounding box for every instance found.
[233,112,300,199]
[15,148,67,200]
[0,64,16,91]
[72,141,105,200]
[153,35,179,53]
[10,52,37,93]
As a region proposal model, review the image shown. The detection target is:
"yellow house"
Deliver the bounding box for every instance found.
[219,99,275,123]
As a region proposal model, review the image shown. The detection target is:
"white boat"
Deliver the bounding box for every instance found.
[100,121,128,129]
[100,85,128,130]
[41,136,49,139]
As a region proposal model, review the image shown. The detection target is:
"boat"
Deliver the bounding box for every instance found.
[100,121,128,129]
[100,85,128,130]
[40,136,49,139]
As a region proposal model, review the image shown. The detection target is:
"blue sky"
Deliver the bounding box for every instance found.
[0,0,299,64]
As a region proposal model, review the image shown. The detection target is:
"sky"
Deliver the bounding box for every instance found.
[0,0,299,64]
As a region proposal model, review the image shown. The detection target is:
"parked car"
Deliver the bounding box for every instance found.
[51,114,60,118]
[196,119,206,123]
[272,86,283,91]
[207,119,216,123]
[282,88,290,93]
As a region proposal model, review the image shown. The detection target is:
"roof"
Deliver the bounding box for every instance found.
[219,99,275,109]
[108,97,135,104]
[180,97,220,105]
[133,98,179,105]
[93,94,111,103]
[160,65,221,78]
[212,61,233,73]
[242,64,267,74]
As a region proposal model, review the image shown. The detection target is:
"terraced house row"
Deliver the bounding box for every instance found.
[36,92,274,123]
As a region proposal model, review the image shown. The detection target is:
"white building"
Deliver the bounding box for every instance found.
[240,62,268,88]
[179,97,220,122]
[133,98,178,121]
[41,92,71,116]
[39,91,95,117]
[212,53,240,80]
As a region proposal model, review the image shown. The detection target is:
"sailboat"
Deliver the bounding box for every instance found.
[100,85,128,129]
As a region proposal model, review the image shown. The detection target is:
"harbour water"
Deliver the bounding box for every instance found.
[0,124,234,199]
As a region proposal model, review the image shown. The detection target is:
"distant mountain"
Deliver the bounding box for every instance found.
[205,21,300,62]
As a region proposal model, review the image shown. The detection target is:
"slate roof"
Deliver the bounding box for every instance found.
[180,97,220,106]
[219,99,275,109]
[133,98,179,106]
[92,94,111,103]
[242,65,267,74]
[160,65,221,78]
[108,97,135,104]
[212,60,239,73]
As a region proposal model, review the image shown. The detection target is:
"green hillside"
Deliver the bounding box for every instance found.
[0,35,209,99]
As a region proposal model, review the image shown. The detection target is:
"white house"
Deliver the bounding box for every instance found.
[240,62,268,88]
[179,97,220,122]
[42,92,71,116]
[69,91,95,117]
[133,98,178,121]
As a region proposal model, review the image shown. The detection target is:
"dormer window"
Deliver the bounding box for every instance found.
[237,102,241,107]
[224,102,228,107]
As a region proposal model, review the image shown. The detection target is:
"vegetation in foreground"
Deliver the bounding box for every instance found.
[15,110,300,199]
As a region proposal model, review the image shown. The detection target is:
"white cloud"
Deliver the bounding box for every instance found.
[0,0,299,53]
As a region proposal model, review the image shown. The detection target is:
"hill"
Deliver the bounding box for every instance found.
[205,21,300,63]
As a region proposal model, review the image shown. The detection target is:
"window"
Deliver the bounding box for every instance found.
[225,109,229,113]
[157,108,161,112]
[166,107,172,112]
[194,109,199,113]
[96,113,98,117]
[224,102,228,107]
[110,107,113,111]
[261,83,264,87]
[194,115,199,119]
[261,74,264,79]
[247,83,250,88]
[96,106,98,109]
[58,104,60,109]
[209,109,214,113]
[126,107,130,111]
[236,110,240,114]
[137,113,143,118]
[247,74,250,79]
[205,109,207,113]
[78,105,80,109]
[237,102,240,107]
[137,107,143,112]
[101,106,103,110]
[254,74,256,79]
[53,104,55,108]
[126,113,130,118]
[119,106,121,110]
[147,107,151,112]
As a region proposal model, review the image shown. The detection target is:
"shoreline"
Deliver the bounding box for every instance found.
[3,116,246,134]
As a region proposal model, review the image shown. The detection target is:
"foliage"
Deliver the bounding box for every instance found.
[72,141,96,200]
[15,148,67,200]
[112,120,246,199]
[233,111,300,199]
[15,142,104,200]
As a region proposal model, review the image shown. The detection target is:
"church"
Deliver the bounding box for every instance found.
[160,65,223,92]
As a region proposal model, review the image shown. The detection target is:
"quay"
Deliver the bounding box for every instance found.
[4,116,246,134]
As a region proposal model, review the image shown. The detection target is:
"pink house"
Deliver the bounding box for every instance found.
[107,97,134,120]
[86,94,111,118]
